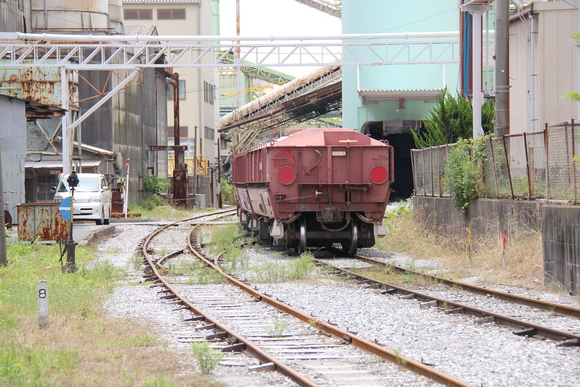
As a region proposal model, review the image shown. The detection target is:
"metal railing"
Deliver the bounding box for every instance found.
[411,120,580,203]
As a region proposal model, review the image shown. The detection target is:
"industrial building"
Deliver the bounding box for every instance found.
[122,0,221,208]
[0,0,222,222]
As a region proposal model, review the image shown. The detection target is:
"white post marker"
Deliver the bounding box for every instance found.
[123,158,130,218]
[37,280,49,328]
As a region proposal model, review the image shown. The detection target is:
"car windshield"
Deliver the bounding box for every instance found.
[58,176,100,192]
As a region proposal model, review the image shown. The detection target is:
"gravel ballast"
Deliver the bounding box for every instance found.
[97,223,580,387]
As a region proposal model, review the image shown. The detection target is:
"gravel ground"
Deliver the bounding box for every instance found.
[96,223,580,387]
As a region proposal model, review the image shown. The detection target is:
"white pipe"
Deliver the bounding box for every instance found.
[472,10,485,138]
[1,31,463,43]
[61,67,70,174]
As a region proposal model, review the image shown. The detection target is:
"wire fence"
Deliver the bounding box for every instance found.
[411,120,580,203]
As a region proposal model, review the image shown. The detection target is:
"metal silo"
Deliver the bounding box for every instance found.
[31,0,110,33]
[108,0,124,34]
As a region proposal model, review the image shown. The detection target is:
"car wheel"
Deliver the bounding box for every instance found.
[96,207,104,225]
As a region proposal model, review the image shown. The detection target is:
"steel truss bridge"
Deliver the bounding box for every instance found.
[0,32,460,69]
[0,31,461,171]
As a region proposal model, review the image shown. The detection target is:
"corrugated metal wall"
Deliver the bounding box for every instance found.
[0,0,31,33]
[0,96,26,222]
[78,64,166,204]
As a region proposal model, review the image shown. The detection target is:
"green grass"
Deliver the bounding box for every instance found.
[0,243,224,387]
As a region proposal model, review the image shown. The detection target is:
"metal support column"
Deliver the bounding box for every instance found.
[495,0,510,137]
[462,3,492,138]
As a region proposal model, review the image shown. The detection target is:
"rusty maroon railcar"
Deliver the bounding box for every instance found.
[232,128,394,254]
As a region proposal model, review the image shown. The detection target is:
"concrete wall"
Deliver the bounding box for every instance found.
[414,196,579,295]
[413,197,542,241]
[543,205,580,296]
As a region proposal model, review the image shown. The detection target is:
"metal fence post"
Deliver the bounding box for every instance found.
[502,136,515,199]
[488,137,499,197]
[423,149,427,196]
[429,148,435,196]
[523,132,533,199]
[572,119,577,204]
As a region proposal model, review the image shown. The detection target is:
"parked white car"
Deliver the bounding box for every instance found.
[53,173,112,225]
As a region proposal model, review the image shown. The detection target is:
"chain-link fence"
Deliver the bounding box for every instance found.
[411,120,580,202]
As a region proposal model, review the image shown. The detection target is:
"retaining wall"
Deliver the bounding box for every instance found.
[413,196,579,295]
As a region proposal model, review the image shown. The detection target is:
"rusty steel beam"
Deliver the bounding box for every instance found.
[169,72,188,208]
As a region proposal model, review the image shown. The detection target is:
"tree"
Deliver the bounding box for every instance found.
[411,89,496,148]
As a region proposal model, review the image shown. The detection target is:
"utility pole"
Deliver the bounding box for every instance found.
[495,0,510,137]
[0,150,7,266]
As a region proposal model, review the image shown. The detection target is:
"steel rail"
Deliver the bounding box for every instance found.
[187,234,474,386]
[140,211,318,387]
[316,259,580,345]
[353,253,580,319]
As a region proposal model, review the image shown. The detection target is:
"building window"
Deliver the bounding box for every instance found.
[36,174,59,202]
[167,80,186,100]
[204,126,215,141]
[204,81,215,105]
[157,9,186,20]
[123,9,153,20]
[168,126,188,138]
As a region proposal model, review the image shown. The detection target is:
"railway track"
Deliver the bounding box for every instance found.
[352,251,580,319]
[138,210,474,387]
[315,250,580,345]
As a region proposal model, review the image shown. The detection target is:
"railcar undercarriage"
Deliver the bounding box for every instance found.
[241,210,384,255]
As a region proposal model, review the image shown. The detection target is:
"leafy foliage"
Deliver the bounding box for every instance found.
[444,137,487,213]
[412,90,495,148]
[141,175,169,210]
[220,179,234,204]
[143,175,169,194]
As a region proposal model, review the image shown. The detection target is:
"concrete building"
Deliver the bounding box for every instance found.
[122,0,221,207]
[509,0,579,134]
[341,0,463,199]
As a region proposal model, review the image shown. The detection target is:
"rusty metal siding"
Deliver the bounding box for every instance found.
[0,96,27,222]
[16,203,69,241]
[0,62,63,106]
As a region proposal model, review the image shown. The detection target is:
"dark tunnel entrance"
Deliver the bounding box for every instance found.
[361,120,420,201]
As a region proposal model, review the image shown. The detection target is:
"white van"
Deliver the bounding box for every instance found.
[53,173,112,225]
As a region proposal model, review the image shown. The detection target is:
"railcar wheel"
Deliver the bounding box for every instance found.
[341,221,358,255]
[298,217,307,255]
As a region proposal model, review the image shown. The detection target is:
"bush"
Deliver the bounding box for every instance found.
[220,179,234,205]
[412,90,495,148]
[444,137,487,213]
[141,175,169,209]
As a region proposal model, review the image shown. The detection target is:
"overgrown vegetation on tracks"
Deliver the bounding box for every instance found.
[377,199,545,290]
[0,242,225,387]
[202,224,316,283]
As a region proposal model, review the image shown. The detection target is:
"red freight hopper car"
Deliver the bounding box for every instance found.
[232,128,394,254]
